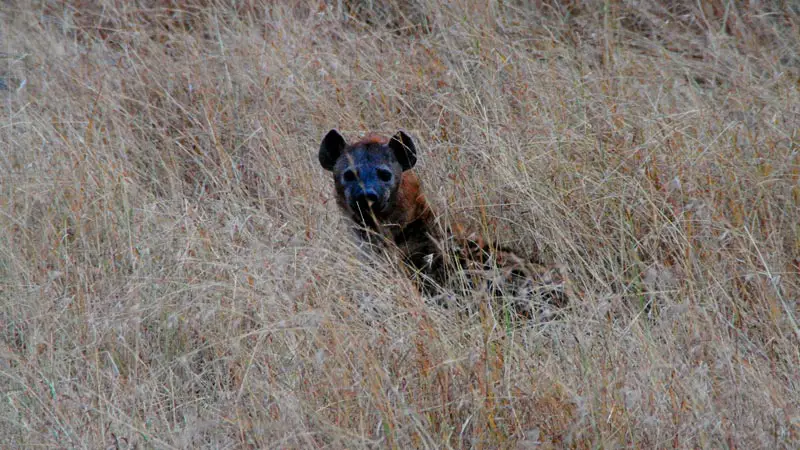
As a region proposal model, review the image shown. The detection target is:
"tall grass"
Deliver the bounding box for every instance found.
[1,1,798,447]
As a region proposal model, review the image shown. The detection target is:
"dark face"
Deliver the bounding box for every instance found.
[318,129,417,227]
[333,146,403,223]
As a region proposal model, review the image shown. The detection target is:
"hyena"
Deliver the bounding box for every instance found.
[318,129,568,319]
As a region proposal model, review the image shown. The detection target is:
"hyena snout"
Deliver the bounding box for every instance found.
[353,189,380,209]
[344,166,395,214]
[349,184,388,216]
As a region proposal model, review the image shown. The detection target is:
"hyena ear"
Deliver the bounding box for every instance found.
[319,129,347,171]
[389,130,417,171]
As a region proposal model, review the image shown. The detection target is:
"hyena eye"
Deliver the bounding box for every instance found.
[376,168,393,182]
[342,169,357,183]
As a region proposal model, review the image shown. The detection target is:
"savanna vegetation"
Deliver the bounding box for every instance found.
[1,1,799,447]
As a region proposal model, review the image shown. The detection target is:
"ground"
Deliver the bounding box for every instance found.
[1,1,799,448]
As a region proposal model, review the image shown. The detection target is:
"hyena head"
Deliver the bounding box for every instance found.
[318,129,418,228]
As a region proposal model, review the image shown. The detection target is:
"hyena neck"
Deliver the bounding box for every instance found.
[349,189,439,246]
[347,172,443,274]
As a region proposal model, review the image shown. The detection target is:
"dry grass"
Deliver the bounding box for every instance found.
[1,0,799,448]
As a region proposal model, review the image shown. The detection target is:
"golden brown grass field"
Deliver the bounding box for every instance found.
[2,1,799,448]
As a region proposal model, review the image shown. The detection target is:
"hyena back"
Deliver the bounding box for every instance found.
[440,229,569,319]
[318,129,568,318]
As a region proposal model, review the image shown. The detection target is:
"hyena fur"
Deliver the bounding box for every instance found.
[318,129,568,319]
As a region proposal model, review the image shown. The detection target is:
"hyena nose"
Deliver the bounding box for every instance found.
[364,192,378,206]
[355,191,379,208]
